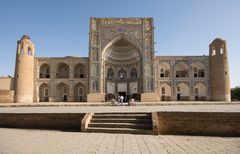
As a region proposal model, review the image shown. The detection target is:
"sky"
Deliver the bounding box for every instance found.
[0,0,239,87]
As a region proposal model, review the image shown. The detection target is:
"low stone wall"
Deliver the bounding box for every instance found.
[157,112,240,136]
[0,90,14,103]
[0,113,85,130]
[0,111,239,136]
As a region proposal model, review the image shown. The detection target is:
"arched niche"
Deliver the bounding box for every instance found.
[175,62,188,77]
[56,62,69,78]
[160,83,171,101]
[39,83,49,102]
[192,62,205,77]
[194,82,207,101]
[74,82,85,102]
[39,63,50,78]
[159,62,170,77]
[74,63,86,78]
[176,82,190,101]
[101,34,142,98]
[56,82,69,102]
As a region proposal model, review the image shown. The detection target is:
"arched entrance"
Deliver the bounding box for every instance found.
[74,83,85,102]
[194,83,207,101]
[176,83,190,101]
[102,35,142,102]
[160,83,171,101]
[39,83,49,102]
[57,82,69,102]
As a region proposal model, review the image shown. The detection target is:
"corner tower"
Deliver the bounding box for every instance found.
[14,35,35,103]
[209,38,230,101]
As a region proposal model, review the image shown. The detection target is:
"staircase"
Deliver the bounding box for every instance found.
[86,113,153,134]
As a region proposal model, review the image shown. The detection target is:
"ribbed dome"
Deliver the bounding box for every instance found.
[104,39,140,66]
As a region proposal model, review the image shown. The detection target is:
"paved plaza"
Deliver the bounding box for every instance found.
[0,104,239,113]
[0,128,239,154]
[0,104,240,153]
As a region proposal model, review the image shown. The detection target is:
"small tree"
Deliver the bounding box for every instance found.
[231,86,240,101]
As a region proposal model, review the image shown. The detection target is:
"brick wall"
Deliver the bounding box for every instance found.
[0,113,85,130]
[0,90,14,103]
[157,112,240,136]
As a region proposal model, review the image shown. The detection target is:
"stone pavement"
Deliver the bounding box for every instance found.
[0,104,240,113]
[0,128,239,154]
[0,101,239,108]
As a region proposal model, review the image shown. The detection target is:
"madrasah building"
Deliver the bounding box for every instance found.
[0,18,231,103]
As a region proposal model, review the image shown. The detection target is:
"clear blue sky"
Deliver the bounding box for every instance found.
[0,0,239,87]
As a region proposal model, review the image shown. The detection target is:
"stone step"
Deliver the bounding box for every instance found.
[89,122,152,129]
[92,114,151,119]
[90,118,152,124]
[86,127,153,134]
[86,112,153,134]
[94,113,151,116]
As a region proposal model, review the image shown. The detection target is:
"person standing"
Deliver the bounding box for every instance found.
[120,95,124,104]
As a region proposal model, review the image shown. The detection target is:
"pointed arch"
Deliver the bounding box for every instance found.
[130,67,137,79]
[107,67,114,80]
[39,63,50,78]
[194,82,207,101]
[74,82,85,102]
[102,34,142,59]
[74,63,86,78]
[159,62,171,77]
[39,83,49,102]
[175,62,189,77]
[100,33,143,95]
[56,82,69,102]
[118,68,127,79]
[192,61,205,77]
[56,62,69,78]
[160,83,171,101]
[176,82,190,101]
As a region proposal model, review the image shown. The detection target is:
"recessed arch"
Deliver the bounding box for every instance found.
[106,67,114,80]
[56,82,69,102]
[74,63,86,78]
[92,80,98,91]
[130,67,137,79]
[176,82,190,101]
[102,34,142,59]
[118,68,127,79]
[194,83,207,101]
[74,82,85,102]
[39,83,49,102]
[100,34,143,100]
[39,63,50,78]
[175,62,188,77]
[160,83,171,101]
[56,62,69,78]
[159,62,171,77]
[192,61,205,77]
